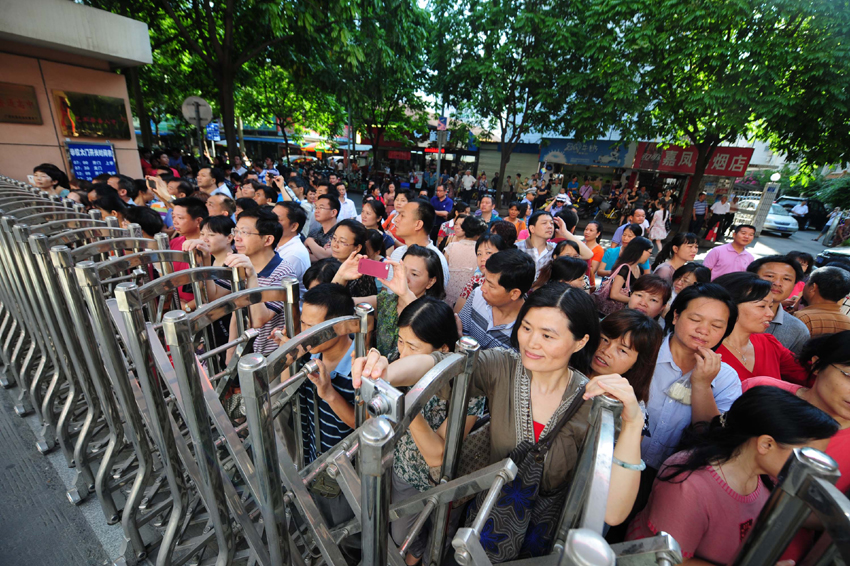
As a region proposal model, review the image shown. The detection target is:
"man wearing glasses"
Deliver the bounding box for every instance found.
[183,208,295,355]
[305,193,340,261]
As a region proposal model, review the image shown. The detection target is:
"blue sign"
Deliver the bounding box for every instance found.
[437,116,448,131]
[67,142,116,181]
[540,139,627,167]
[206,122,220,141]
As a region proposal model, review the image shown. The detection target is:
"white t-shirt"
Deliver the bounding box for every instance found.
[792,203,809,216]
[276,237,311,299]
[710,201,731,215]
[338,197,358,221]
[462,175,476,190]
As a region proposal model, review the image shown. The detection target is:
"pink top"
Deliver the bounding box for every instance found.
[703,242,755,280]
[716,333,810,386]
[742,376,850,560]
[627,452,769,563]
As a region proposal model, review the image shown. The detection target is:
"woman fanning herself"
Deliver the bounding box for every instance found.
[628,386,837,565]
[651,232,699,282]
[354,284,646,560]
[714,272,809,385]
[389,297,485,564]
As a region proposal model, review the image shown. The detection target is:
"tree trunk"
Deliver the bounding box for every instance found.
[495,136,515,209]
[219,69,238,162]
[675,141,718,235]
[237,116,245,159]
[281,120,291,164]
[127,67,152,149]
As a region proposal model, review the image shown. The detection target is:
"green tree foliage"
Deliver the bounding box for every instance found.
[585,0,850,230]
[430,0,617,205]
[341,0,431,168]
[236,49,345,162]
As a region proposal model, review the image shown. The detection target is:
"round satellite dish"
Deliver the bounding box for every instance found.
[181,96,213,128]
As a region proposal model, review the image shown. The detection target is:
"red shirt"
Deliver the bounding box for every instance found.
[533,421,545,442]
[717,333,809,386]
[742,376,850,560]
[169,236,194,302]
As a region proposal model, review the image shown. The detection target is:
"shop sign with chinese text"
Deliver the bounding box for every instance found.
[632,142,753,177]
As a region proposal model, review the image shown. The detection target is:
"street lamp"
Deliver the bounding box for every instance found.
[770,173,781,182]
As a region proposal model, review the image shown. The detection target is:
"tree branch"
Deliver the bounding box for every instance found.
[159,0,216,67]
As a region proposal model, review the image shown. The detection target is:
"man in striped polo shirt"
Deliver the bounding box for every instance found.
[459,249,536,350]
[186,208,294,356]
[689,192,709,235]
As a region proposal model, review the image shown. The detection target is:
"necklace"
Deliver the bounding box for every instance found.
[724,338,750,364]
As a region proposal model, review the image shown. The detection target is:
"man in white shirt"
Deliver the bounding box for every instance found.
[791,200,809,229]
[706,195,731,236]
[389,199,450,288]
[196,166,233,198]
[232,155,247,177]
[336,182,357,221]
[273,201,311,298]
[461,170,476,198]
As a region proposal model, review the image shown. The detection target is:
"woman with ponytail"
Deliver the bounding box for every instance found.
[651,232,699,282]
[628,386,837,565]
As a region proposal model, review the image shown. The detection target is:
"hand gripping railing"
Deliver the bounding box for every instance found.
[450,394,683,566]
[236,311,371,566]
[732,447,850,566]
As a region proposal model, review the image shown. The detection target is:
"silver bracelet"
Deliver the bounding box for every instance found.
[613,457,646,471]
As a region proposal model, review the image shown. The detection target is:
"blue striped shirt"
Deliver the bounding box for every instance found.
[300,340,356,465]
[693,200,708,215]
[458,286,515,350]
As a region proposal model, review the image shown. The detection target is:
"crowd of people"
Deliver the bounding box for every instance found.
[29,153,850,565]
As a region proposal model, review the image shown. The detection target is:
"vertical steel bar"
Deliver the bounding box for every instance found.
[360,417,394,566]
[162,309,235,566]
[239,353,289,566]
[428,336,480,565]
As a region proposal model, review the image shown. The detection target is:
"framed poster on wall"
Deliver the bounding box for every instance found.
[66,142,118,181]
[53,90,131,139]
[0,82,42,125]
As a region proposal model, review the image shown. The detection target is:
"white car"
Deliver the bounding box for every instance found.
[738,200,799,237]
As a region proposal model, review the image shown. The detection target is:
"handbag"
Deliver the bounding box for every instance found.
[592,263,632,316]
[463,385,587,562]
[429,415,491,488]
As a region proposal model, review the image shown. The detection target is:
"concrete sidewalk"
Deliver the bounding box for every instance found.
[0,386,119,566]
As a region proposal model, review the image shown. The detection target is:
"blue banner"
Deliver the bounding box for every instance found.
[540,139,628,167]
[67,142,117,181]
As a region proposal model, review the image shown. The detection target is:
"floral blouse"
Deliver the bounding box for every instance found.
[376,290,400,355]
[393,394,486,492]
[459,272,485,301]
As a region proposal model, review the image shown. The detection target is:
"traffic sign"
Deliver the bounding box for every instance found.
[206,122,220,141]
[181,96,212,128]
[437,116,448,131]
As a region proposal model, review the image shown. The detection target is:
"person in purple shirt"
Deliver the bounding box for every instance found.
[429,183,454,242]
[703,224,756,280]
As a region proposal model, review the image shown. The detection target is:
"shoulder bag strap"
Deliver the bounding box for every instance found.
[535,384,588,455]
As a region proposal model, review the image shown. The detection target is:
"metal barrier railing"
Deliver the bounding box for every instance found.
[0,175,848,566]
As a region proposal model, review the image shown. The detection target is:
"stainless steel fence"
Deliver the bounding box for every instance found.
[0,175,846,566]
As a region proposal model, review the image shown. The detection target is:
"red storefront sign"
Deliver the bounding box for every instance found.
[424,147,446,154]
[633,143,754,177]
[388,150,411,160]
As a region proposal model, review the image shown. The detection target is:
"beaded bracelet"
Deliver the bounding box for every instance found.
[613,457,646,471]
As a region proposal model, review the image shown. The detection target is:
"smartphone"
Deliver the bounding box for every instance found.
[358,257,390,279]
[27,175,35,185]
[147,179,157,190]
